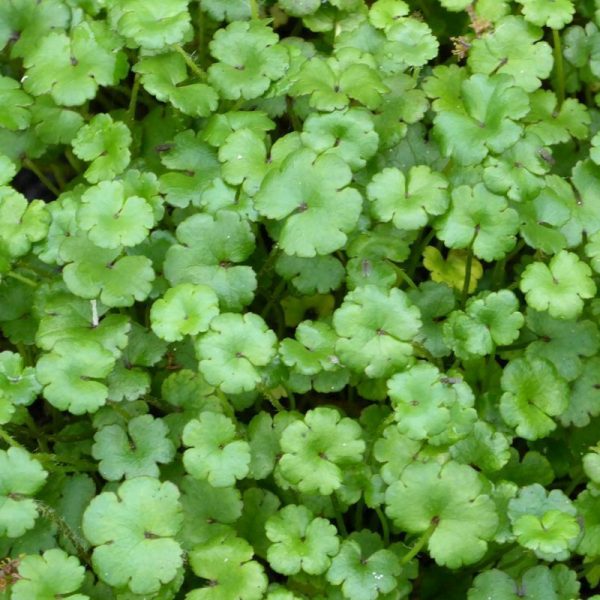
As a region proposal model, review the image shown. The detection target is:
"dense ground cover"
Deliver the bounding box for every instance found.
[1,0,600,598]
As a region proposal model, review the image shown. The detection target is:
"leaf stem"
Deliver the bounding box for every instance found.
[406,228,435,279]
[20,410,48,451]
[261,279,286,320]
[6,271,38,287]
[386,261,418,290]
[36,501,92,568]
[249,0,259,19]
[196,8,206,68]
[354,498,364,531]
[49,164,66,190]
[15,342,32,367]
[65,149,83,174]
[35,452,98,472]
[461,241,475,308]
[285,385,296,411]
[400,521,437,565]
[21,158,60,197]
[0,426,25,450]
[331,495,348,537]
[127,72,141,123]
[490,257,506,290]
[375,505,390,546]
[257,245,280,280]
[286,96,302,131]
[173,44,205,79]
[496,340,530,352]
[552,28,565,108]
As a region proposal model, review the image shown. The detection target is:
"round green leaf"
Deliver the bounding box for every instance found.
[333,285,421,379]
[182,411,251,487]
[208,20,289,100]
[0,447,47,538]
[520,250,596,319]
[92,414,176,480]
[500,358,569,440]
[77,181,154,249]
[266,504,339,575]
[367,165,449,231]
[36,340,115,415]
[11,548,88,600]
[108,0,191,50]
[82,477,184,594]
[195,312,277,393]
[150,283,220,342]
[385,461,498,568]
[187,534,268,600]
[255,149,362,257]
[278,407,365,495]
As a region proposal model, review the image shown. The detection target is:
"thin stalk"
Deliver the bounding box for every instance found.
[274,301,286,338]
[331,495,348,537]
[108,402,133,422]
[215,390,236,419]
[17,260,54,278]
[15,342,32,366]
[6,271,38,287]
[229,97,247,112]
[127,73,141,123]
[173,44,205,79]
[491,257,506,290]
[35,453,97,472]
[285,385,296,411]
[406,228,435,278]
[261,279,286,319]
[22,158,60,196]
[143,395,169,414]
[552,28,565,108]
[257,384,285,412]
[412,341,443,370]
[249,0,259,20]
[21,411,48,452]
[400,521,437,565]
[257,245,280,280]
[0,426,25,450]
[564,471,585,496]
[496,340,530,352]
[197,8,206,68]
[49,164,66,190]
[461,240,475,308]
[36,501,92,567]
[286,96,302,131]
[354,498,364,531]
[504,239,526,264]
[65,149,83,173]
[375,506,390,546]
[585,84,593,107]
[54,457,98,471]
[387,261,418,290]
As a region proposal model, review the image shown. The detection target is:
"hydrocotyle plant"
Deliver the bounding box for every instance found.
[1,0,600,598]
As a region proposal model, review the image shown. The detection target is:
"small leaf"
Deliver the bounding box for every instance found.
[11,548,88,600]
[182,411,251,487]
[520,250,596,319]
[92,414,176,480]
[0,447,47,538]
[150,283,219,342]
[72,114,131,183]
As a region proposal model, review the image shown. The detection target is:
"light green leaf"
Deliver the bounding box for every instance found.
[82,477,183,594]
